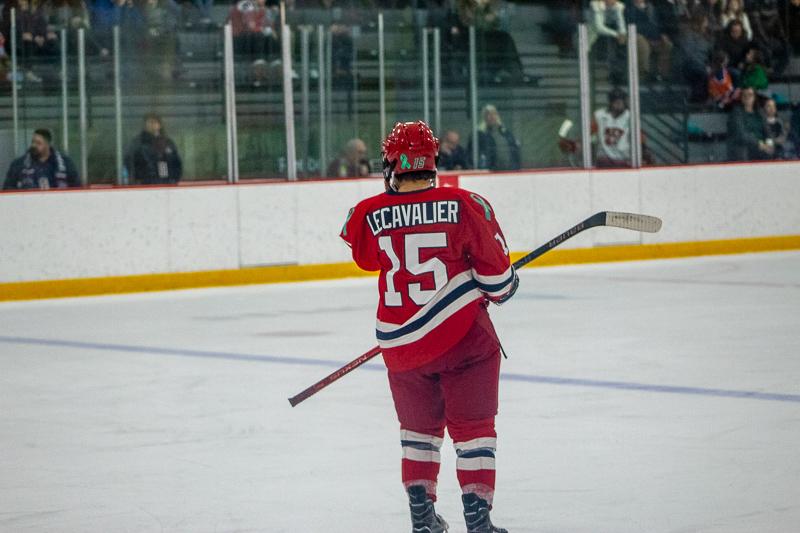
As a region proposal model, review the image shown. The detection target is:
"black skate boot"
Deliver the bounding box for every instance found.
[407,485,449,533]
[462,493,508,533]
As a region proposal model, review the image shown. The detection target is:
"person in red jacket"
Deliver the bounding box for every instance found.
[341,121,517,533]
[227,0,278,61]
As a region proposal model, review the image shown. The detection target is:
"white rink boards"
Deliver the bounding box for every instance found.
[1,252,799,533]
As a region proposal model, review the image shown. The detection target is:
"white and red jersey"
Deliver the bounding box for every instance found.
[340,186,514,372]
[593,108,631,163]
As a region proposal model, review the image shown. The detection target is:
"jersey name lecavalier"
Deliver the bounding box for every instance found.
[341,186,515,372]
[366,200,460,235]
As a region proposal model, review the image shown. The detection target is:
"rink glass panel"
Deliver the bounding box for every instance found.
[480,3,583,170]
[112,21,228,185]
[7,3,800,183]
[285,7,373,179]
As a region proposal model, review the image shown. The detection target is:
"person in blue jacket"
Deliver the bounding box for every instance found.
[4,129,80,190]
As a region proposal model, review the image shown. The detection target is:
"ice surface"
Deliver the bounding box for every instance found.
[1,252,799,533]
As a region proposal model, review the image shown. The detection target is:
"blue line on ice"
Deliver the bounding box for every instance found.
[2,335,799,404]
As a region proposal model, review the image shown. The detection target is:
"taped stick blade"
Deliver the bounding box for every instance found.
[605,212,662,233]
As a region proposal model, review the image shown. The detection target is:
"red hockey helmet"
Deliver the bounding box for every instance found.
[382,121,439,180]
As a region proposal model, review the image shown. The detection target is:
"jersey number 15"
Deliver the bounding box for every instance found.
[378,232,447,307]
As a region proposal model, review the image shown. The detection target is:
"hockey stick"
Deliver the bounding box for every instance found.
[288,211,661,407]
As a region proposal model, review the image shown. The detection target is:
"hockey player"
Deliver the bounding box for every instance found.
[340,121,518,533]
[593,87,633,168]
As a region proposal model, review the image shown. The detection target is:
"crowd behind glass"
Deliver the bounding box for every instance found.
[1,0,799,189]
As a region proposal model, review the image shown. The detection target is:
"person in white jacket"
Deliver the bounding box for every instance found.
[588,0,628,85]
[721,0,754,41]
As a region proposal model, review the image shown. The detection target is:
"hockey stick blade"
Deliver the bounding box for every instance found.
[604,211,662,233]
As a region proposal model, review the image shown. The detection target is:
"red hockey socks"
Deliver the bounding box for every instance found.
[400,420,498,504]
[400,429,444,501]
[450,419,497,505]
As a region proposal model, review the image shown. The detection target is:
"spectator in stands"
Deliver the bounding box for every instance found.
[192,0,214,25]
[717,19,749,73]
[763,97,789,159]
[592,88,632,167]
[626,0,673,81]
[88,0,115,50]
[89,0,114,26]
[468,104,521,171]
[708,48,740,109]
[456,0,532,84]
[678,11,713,102]
[749,0,790,76]
[37,0,60,54]
[427,0,465,82]
[2,0,54,82]
[543,0,581,56]
[727,86,774,161]
[720,0,752,41]
[93,0,147,54]
[311,0,356,88]
[90,0,146,48]
[651,0,684,42]
[588,0,628,86]
[790,102,800,154]
[142,0,179,80]
[228,0,279,62]
[4,129,80,190]
[52,1,110,57]
[327,138,370,178]
[0,31,10,83]
[438,130,469,171]
[125,114,183,185]
[740,44,769,93]
[697,0,724,35]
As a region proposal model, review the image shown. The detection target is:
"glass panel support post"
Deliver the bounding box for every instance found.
[578,24,593,169]
[627,24,642,168]
[78,28,88,186]
[469,26,479,169]
[378,13,386,137]
[317,25,327,177]
[432,28,442,135]
[422,28,430,124]
[300,26,311,177]
[11,9,20,155]
[282,24,298,181]
[61,27,69,153]
[113,26,124,185]
[224,24,239,183]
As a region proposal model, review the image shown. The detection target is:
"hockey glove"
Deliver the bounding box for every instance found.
[494,272,519,305]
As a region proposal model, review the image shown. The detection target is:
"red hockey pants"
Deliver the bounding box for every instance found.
[387,306,502,504]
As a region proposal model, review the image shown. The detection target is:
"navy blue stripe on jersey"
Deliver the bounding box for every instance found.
[375,279,478,342]
[456,448,496,459]
[474,270,516,294]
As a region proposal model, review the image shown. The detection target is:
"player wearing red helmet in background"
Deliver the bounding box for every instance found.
[340,121,518,533]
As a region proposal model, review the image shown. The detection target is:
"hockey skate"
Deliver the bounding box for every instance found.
[407,485,449,533]
[462,493,508,533]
